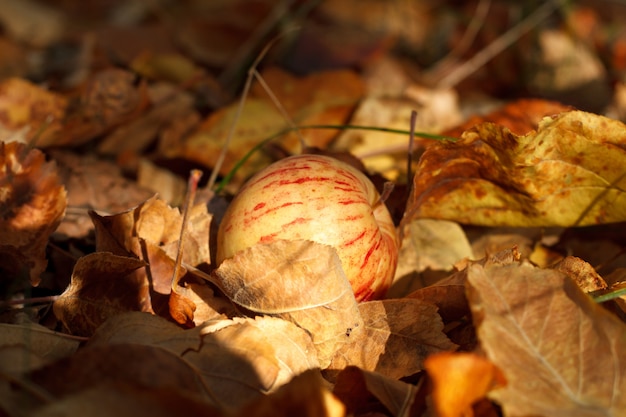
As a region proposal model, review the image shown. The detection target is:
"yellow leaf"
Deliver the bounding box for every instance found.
[407,111,626,226]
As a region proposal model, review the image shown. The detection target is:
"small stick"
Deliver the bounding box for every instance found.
[437,0,563,89]
[173,169,202,288]
[206,27,300,191]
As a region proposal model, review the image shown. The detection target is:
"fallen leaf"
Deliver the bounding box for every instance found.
[406,270,471,323]
[326,298,457,380]
[0,322,80,373]
[62,68,150,146]
[333,366,419,417]
[424,352,506,417]
[237,369,346,417]
[28,343,209,399]
[51,150,155,239]
[0,77,67,146]
[88,312,320,411]
[214,239,364,368]
[0,0,65,47]
[443,98,572,138]
[397,219,473,276]
[166,68,364,185]
[407,110,626,227]
[467,256,626,416]
[53,252,148,336]
[29,381,222,417]
[0,142,66,288]
[551,255,608,293]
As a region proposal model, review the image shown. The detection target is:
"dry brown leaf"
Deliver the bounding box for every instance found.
[88,312,319,411]
[29,381,222,417]
[333,366,419,417]
[326,298,457,381]
[408,110,626,227]
[97,84,196,155]
[467,257,626,416]
[396,219,473,277]
[165,68,363,185]
[62,68,150,146]
[28,343,209,399]
[214,239,363,368]
[237,369,346,417]
[0,142,66,287]
[424,352,506,417]
[551,255,608,293]
[0,322,79,373]
[0,78,67,145]
[52,150,155,239]
[406,270,470,323]
[53,252,148,336]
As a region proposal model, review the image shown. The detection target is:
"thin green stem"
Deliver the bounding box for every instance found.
[213,124,456,193]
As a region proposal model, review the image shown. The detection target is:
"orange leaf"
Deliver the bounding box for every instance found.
[0,78,67,146]
[0,141,66,287]
[424,352,505,417]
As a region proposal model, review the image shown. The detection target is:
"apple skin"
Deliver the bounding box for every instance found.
[216,154,399,301]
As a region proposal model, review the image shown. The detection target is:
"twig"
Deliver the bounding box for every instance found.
[173,170,202,288]
[206,27,300,191]
[437,0,564,89]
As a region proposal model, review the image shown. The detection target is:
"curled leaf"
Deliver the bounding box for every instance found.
[0,141,66,287]
[408,111,626,227]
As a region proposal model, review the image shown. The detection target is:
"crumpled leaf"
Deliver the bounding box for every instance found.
[467,256,626,416]
[424,352,506,417]
[333,366,419,417]
[326,298,457,381]
[87,312,320,411]
[0,141,66,288]
[53,252,147,336]
[214,239,364,368]
[407,110,626,227]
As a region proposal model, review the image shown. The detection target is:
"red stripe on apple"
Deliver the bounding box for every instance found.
[217,154,399,301]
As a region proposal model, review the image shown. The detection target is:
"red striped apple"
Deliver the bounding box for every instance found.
[216,154,399,301]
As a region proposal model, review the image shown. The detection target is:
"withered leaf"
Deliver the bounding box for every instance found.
[0,322,79,372]
[467,258,626,416]
[333,366,419,417]
[53,252,148,336]
[0,141,66,287]
[28,343,209,399]
[236,369,345,417]
[0,77,67,146]
[62,68,150,146]
[88,312,319,411]
[214,239,364,368]
[29,381,222,417]
[326,298,457,380]
[165,68,363,185]
[408,111,626,227]
[424,352,506,417]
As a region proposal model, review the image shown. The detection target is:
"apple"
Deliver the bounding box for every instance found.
[216,154,399,301]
